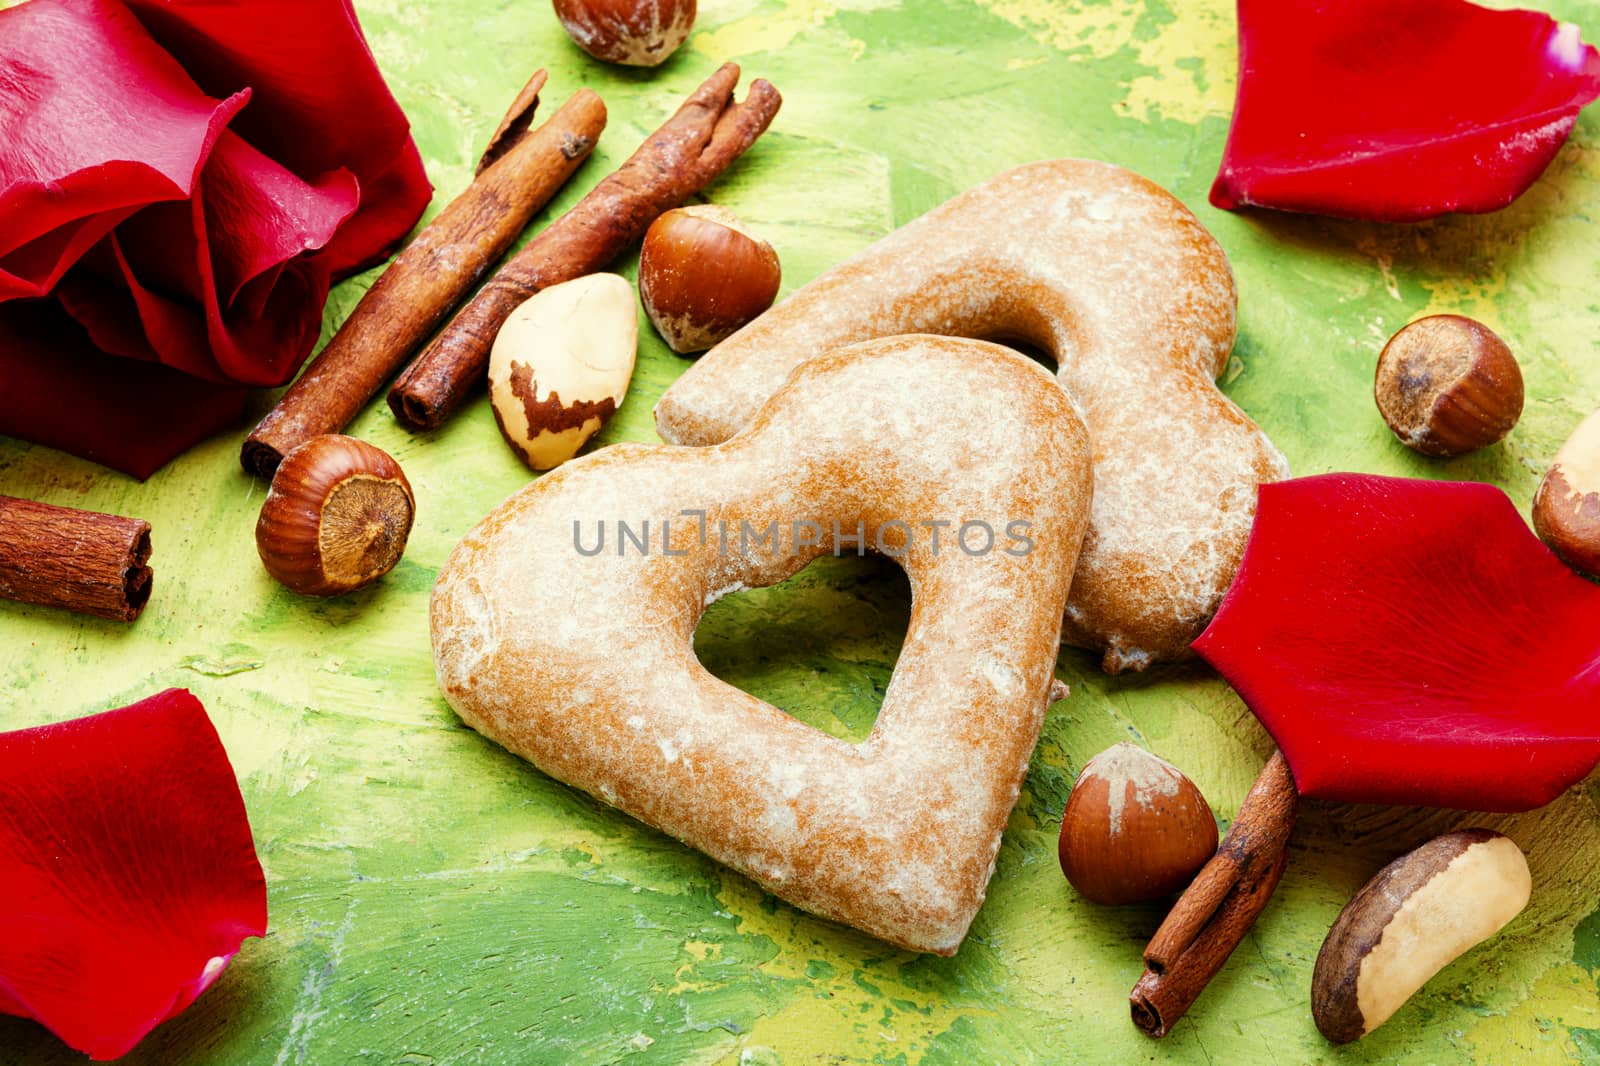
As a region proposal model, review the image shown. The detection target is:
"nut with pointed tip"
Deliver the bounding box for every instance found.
[552,0,695,67]
[1532,407,1600,578]
[255,435,415,597]
[1374,315,1523,457]
[1058,742,1218,905]
[489,273,638,471]
[1312,829,1530,1044]
[639,205,781,354]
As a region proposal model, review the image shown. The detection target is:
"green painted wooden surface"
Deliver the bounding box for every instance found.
[4,0,1600,1061]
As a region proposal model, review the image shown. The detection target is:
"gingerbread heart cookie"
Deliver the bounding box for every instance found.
[431,336,1093,953]
[655,160,1290,672]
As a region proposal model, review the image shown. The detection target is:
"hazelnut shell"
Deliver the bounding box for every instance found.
[552,0,695,67]
[255,435,415,597]
[1057,742,1217,905]
[639,205,781,354]
[1374,315,1523,458]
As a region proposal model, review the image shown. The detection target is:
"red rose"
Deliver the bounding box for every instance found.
[0,0,431,477]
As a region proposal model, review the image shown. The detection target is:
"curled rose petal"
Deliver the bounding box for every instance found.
[123,0,431,277]
[0,0,242,299]
[1211,0,1600,221]
[55,132,359,387]
[0,689,267,1060]
[1193,474,1600,812]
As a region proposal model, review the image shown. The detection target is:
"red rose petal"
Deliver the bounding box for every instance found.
[194,136,358,314]
[1193,474,1600,812]
[315,136,431,279]
[0,299,246,479]
[123,0,433,276]
[52,135,353,390]
[54,131,357,388]
[0,0,243,293]
[1211,0,1600,221]
[56,235,220,375]
[0,689,266,1061]
[0,0,429,476]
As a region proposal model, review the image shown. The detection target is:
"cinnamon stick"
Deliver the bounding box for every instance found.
[240,71,607,478]
[1130,750,1299,1037]
[0,496,152,622]
[387,62,782,431]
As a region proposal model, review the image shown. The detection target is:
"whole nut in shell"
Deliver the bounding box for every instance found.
[1312,828,1530,1044]
[552,0,695,67]
[255,435,415,597]
[639,205,781,354]
[1057,742,1218,905]
[488,273,638,470]
[1532,407,1600,578]
[1374,315,1523,457]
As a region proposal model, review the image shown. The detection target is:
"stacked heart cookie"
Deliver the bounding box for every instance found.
[658,159,1290,672]
[430,160,1286,953]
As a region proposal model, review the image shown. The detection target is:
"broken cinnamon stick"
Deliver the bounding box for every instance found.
[1130,749,1298,1037]
[0,496,152,621]
[240,71,607,478]
[387,62,782,431]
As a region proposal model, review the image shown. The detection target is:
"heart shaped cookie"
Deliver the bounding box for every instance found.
[431,336,1093,953]
[654,159,1289,673]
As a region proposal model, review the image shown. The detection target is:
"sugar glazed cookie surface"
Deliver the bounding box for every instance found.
[431,337,1094,954]
[655,159,1290,672]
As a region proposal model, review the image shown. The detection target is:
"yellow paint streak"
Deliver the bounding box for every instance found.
[1403,221,1512,323]
[1412,143,1600,412]
[1124,2,1237,124]
[1419,273,1510,322]
[693,0,895,63]
[718,984,881,1064]
[972,0,1236,123]
[709,875,996,1064]
[669,939,727,994]
[684,939,721,961]
[972,0,1141,57]
[1462,963,1600,1062]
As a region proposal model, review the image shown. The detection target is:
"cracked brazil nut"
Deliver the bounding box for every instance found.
[488,273,638,470]
[1311,829,1531,1043]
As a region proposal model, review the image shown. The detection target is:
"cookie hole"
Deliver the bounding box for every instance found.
[989,335,1058,373]
[692,554,910,744]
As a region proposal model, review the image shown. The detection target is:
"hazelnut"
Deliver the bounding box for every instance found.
[1374,315,1523,457]
[1058,742,1218,905]
[488,273,638,470]
[255,435,415,597]
[638,205,781,354]
[552,0,695,67]
[1312,829,1530,1043]
[1532,407,1600,578]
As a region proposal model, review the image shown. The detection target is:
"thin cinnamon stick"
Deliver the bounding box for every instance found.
[388,62,782,431]
[0,496,152,622]
[1130,750,1298,1037]
[240,71,607,478]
